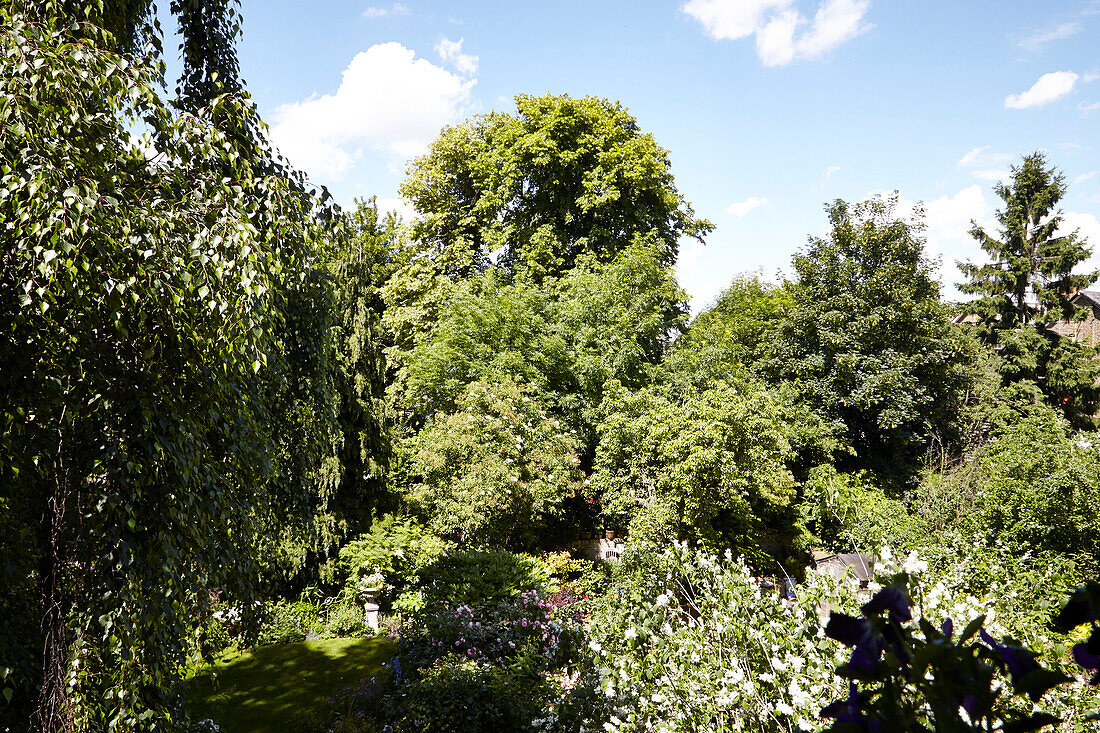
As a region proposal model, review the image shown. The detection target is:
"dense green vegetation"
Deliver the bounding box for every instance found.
[2,3,1099,732]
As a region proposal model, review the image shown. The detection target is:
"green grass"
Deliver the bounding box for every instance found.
[186,636,394,732]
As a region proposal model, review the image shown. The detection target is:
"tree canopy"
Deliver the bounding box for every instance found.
[959,151,1095,328]
[769,195,969,481]
[0,10,344,729]
[400,94,712,283]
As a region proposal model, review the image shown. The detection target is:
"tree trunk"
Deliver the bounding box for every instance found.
[33,443,73,733]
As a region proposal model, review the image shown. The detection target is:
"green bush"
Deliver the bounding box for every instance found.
[416,549,550,607]
[974,412,1100,573]
[323,602,367,639]
[258,601,322,646]
[337,514,449,593]
[397,660,548,732]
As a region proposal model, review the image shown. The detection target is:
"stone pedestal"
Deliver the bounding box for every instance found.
[361,587,380,633]
[363,602,380,633]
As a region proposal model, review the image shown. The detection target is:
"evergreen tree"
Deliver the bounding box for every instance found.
[958,152,1095,327]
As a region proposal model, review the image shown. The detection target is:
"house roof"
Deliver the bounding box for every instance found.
[1072,290,1100,308]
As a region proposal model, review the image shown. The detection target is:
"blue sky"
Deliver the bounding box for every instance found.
[226,0,1100,311]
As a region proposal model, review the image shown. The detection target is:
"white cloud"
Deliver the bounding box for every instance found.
[957,146,1013,182]
[682,0,791,40]
[1074,171,1097,185]
[684,0,871,66]
[889,186,995,296]
[1004,71,1079,109]
[817,164,841,188]
[268,43,475,182]
[1062,210,1100,276]
[1079,101,1100,116]
[363,3,409,18]
[726,195,770,217]
[1019,21,1081,52]
[435,37,479,76]
[375,196,417,222]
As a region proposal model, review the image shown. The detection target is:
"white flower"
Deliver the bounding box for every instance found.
[655,593,670,607]
[624,627,638,640]
[902,551,928,575]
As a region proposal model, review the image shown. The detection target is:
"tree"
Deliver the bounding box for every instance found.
[399,93,711,284]
[590,379,801,555]
[958,152,1095,328]
[18,0,244,112]
[0,12,335,729]
[407,379,583,548]
[662,274,795,389]
[770,195,969,482]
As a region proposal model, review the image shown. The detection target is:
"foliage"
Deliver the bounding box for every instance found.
[591,379,802,553]
[992,325,1100,427]
[958,152,1095,328]
[398,591,579,672]
[336,514,449,596]
[257,601,323,647]
[664,274,794,387]
[770,194,970,482]
[0,11,338,729]
[416,549,551,607]
[798,465,922,553]
[1053,582,1100,690]
[554,240,692,446]
[407,379,584,547]
[323,553,599,733]
[326,199,396,531]
[822,583,1069,732]
[970,411,1100,574]
[393,273,571,423]
[400,93,711,283]
[587,542,852,732]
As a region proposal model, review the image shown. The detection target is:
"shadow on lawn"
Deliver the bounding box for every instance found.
[186,636,394,732]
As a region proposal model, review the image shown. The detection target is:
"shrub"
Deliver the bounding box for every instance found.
[821,583,1070,731]
[324,602,367,639]
[337,514,449,594]
[407,378,584,548]
[417,549,550,607]
[258,601,322,646]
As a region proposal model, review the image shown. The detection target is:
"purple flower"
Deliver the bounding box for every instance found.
[861,587,911,624]
[826,613,873,647]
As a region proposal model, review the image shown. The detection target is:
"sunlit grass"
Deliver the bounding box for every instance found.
[186,636,394,732]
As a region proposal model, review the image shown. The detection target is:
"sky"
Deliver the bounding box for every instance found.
[221,0,1100,312]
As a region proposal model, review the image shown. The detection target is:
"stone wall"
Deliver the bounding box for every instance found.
[571,537,627,561]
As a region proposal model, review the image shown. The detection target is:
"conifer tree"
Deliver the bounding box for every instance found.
[958,152,1095,327]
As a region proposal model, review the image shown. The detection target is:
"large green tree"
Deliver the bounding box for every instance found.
[770,195,969,481]
[958,152,1095,328]
[399,93,711,284]
[957,154,1099,425]
[0,11,338,730]
[590,379,802,555]
[386,95,708,457]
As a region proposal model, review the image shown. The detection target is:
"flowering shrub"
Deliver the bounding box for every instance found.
[399,590,582,673]
[585,542,1100,733]
[587,542,852,731]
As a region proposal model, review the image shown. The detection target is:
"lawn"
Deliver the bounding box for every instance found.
[186,636,394,732]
